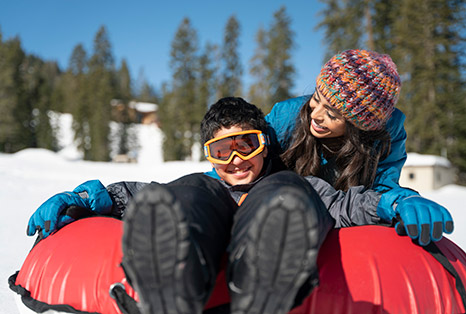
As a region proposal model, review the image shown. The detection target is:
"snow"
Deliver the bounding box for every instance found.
[135,124,164,164]
[1,119,466,313]
[405,152,452,168]
[129,101,158,113]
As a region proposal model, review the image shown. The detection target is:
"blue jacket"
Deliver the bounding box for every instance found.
[264,95,418,212]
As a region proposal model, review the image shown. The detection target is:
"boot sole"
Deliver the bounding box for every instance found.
[230,187,320,314]
[122,184,203,314]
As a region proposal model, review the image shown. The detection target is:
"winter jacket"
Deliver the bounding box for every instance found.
[264,95,419,213]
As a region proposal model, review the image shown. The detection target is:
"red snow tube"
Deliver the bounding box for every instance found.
[291,225,466,314]
[10,217,138,314]
[9,216,229,314]
[10,218,466,314]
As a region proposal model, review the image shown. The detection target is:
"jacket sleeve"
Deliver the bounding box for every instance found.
[370,108,421,212]
[373,108,408,192]
[106,181,150,218]
[305,175,386,228]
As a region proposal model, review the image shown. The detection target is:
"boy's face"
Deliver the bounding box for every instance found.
[210,125,267,186]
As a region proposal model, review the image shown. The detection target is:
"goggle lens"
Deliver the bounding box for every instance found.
[204,130,266,164]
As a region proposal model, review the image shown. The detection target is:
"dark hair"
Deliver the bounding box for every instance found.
[280,98,391,191]
[200,97,267,143]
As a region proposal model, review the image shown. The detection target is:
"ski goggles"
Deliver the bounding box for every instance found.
[204,130,267,165]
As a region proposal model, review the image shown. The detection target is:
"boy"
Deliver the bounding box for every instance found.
[27,97,384,313]
[121,97,334,314]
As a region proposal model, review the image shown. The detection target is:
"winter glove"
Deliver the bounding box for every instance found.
[378,192,454,246]
[393,195,454,246]
[27,180,113,239]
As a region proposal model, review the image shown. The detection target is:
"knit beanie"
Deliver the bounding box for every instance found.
[316,49,401,131]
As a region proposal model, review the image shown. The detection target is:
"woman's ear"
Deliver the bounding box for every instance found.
[263,147,268,158]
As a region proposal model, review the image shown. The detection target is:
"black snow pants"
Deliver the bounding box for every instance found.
[163,170,335,311]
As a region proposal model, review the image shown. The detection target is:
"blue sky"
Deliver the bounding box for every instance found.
[0,0,327,96]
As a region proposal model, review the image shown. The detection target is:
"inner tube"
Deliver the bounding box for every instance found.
[9,218,466,313]
[291,225,466,314]
[10,217,138,314]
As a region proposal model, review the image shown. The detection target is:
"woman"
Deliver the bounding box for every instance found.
[266,49,453,246]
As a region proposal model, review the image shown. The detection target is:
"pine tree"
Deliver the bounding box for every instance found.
[160,18,200,161]
[69,44,88,75]
[115,59,132,155]
[317,0,367,60]
[218,15,242,98]
[38,61,61,150]
[0,35,28,153]
[195,42,217,159]
[15,55,37,149]
[198,43,217,108]
[138,81,159,103]
[63,43,91,158]
[265,6,296,107]
[0,31,58,153]
[248,7,296,112]
[248,27,271,110]
[117,59,132,103]
[372,0,397,52]
[86,26,116,161]
[0,32,18,152]
[41,61,62,113]
[21,56,59,151]
[134,69,159,103]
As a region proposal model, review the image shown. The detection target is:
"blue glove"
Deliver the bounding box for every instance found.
[379,193,454,246]
[27,180,113,239]
[394,195,454,246]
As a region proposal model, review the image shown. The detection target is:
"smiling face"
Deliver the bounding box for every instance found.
[309,89,346,138]
[210,125,267,186]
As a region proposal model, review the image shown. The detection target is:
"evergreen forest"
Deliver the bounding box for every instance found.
[1,2,465,182]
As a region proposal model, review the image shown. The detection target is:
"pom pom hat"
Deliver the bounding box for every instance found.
[316,49,401,131]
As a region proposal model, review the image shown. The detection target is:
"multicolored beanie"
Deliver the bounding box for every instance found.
[316,49,401,131]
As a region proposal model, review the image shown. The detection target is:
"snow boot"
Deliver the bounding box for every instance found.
[122,174,237,314]
[227,171,334,314]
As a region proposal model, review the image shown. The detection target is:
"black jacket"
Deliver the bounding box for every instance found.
[106,156,384,228]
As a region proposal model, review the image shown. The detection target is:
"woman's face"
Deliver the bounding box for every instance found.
[309,89,346,138]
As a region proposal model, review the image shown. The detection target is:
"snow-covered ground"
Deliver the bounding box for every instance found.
[1,118,465,313]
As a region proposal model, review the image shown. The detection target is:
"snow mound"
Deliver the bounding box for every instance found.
[434,184,466,194]
[12,148,67,163]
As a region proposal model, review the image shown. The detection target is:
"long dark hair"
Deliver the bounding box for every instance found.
[281,99,392,191]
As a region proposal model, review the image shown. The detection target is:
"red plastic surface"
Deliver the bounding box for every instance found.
[15,217,138,314]
[290,226,466,314]
[15,219,466,314]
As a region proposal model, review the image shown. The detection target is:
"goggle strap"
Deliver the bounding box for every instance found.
[259,133,267,146]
